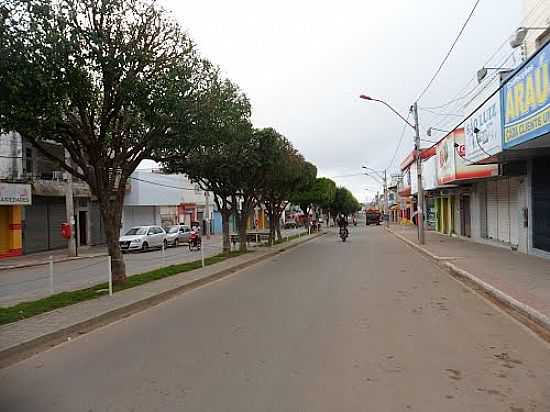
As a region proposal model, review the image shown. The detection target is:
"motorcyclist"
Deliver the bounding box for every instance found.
[337,214,349,237]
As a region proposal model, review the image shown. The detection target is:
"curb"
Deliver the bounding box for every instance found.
[0,232,323,368]
[0,253,109,272]
[387,228,550,338]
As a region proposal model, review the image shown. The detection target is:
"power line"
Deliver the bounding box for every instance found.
[386,111,411,170]
[128,175,198,191]
[429,47,517,132]
[328,173,365,179]
[416,0,481,101]
[429,38,550,157]
[420,0,546,112]
[419,108,463,117]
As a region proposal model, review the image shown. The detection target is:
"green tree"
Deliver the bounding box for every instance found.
[160,76,253,253]
[290,174,337,228]
[330,187,361,217]
[256,129,312,245]
[0,0,210,283]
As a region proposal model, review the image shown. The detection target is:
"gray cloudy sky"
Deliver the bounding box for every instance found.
[160,0,524,202]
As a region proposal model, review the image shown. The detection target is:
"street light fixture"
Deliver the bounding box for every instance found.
[510,26,548,48]
[359,94,425,244]
[426,127,450,137]
[476,66,513,83]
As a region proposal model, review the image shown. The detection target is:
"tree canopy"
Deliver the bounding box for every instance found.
[0,0,217,281]
[330,187,361,217]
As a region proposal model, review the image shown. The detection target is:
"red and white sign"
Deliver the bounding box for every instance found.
[436,129,497,185]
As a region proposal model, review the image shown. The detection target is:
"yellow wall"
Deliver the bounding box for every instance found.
[0,206,9,252]
[0,206,22,257]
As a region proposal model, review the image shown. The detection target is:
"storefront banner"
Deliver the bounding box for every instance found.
[436,132,457,184]
[454,131,498,180]
[464,74,503,161]
[437,129,497,185]
[423,156,438,190]
[0,183,31,205]
[502,41,550,148]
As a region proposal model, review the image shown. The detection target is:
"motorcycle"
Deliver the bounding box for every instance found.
[339,226,349,242]
[188,230,201,251]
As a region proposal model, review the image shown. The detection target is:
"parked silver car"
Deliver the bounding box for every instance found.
[119,225,167,252]
[165,225,192,247]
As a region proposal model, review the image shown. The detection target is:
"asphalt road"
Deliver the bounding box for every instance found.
[0,229,303,306]
[1,227,549,411]
[0,238,222,306]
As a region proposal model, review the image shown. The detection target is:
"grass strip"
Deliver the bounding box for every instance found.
[0,251,246,326]
[259,231,310,247]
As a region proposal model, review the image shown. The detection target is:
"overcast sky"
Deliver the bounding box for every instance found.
[159,0,526,202]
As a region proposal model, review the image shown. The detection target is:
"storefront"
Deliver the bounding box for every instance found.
[434,129,499,237]
[500,41,550,255]
[0,183,31,258]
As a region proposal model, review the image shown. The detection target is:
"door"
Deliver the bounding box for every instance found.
[497,179,511,243]
[486,180,498,240]
[47,198,67,250]
[23,197,49,253]
[461,196,471,237]
[509,177,520,247]
[79,211,88,245]
[533,157,550,252]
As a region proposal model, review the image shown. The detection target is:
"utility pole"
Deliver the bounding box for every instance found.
[383,169,389,229]
[204,191,211,240]
[64,149,77,256]
[411,102,425,245]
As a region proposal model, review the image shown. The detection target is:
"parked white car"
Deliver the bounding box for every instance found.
[119,225,167,252]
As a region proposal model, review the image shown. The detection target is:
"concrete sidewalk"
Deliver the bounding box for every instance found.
[0,246,108,271]
[389,224,550,332]
[0,232,321,368]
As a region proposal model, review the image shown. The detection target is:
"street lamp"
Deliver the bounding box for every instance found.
[476,66,513,83]
[359,94,425,244]
[510,26,548,49]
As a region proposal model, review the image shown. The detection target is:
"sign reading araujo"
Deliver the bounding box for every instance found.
[464,73,502,162]
[502,41,550,148]
[0,183,32,205]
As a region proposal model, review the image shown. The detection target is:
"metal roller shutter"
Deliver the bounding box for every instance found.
[47,198,67,250]
[497,179,510,243]
[486,180,498,240]
[533,157,550,252]
[23,197,49,254]
[509,177,520,247]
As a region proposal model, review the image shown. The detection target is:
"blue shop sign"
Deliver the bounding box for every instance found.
[501,42,550,148]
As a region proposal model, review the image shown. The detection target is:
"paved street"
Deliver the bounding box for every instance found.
[0,229,304,307]
[0,239,222,306]
[0,227,548,411]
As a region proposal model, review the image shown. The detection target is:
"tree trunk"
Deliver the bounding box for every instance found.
[100,201,126,284]
[266,205,275,246]
[221,210,231,254]
[275,214,282,242]
[237,212,248,252]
